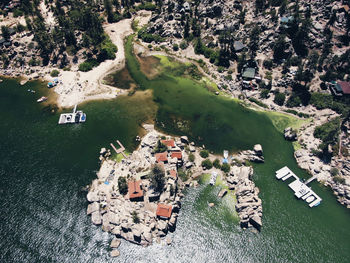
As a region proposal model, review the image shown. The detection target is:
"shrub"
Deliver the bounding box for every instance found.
[132,211,140,223]
[173,44,179,51]
[286,94,302,108]
[154,140,167,153]
[178,168,189,181]
[213,159,221,168]
[333,176,345,184]
[149,164,165,192]
[249,97,268,108]
[314,118,340,146]
[221,163,230,173]
[180,41,188,50]
[260,89,270,99]
[263,59,273,69]
[78,59,99,72]
[274,92,286,106]
[330,168,339,177]
[201,159,213,169]
[189,153,195,162]
[118,176,128,195]
[50,69,59,77]
[200,150,209,158]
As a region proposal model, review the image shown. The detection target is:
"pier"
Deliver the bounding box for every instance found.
[275,166,322,208]
[58,105,86,124]
[110,140,127,158]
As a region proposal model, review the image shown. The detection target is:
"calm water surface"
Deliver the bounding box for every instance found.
[0,50,350,263]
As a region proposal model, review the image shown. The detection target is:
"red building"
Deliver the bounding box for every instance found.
[156,203,173,219]
[128,180,144,201]
[155,152,168,163]
[161,139,175,148]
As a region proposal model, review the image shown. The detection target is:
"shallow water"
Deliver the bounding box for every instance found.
[0,42,350,263]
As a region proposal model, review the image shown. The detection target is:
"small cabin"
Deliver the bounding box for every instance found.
[128,180,144,201]
[156,203,173,219]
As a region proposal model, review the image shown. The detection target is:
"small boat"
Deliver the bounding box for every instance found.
[37,96,47,103]
[210,171,218,185]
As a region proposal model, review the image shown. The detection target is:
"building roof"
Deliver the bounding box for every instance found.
[338,81,350,94]
[161,139,175,148]
[128,180,143,200]
[155,152,168,163]
[169,169,177,179]
[242,68,255,79]
[171,151,182,159]
[156,203,172,218]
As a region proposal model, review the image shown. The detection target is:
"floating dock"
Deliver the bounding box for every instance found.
[58,105,86,124]
[275,166,322,208]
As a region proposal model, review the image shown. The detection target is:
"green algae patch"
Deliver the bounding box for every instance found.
[111,151,130,163]
[264,110,310,133]
[197,173,239,221]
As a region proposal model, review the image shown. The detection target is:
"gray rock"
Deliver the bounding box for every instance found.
[249,214,262,231]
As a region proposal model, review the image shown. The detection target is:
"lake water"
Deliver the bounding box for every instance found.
[0,40,349,262]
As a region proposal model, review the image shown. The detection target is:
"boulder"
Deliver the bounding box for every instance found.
[157,220,168,232]
[166,236,172,245]
[110,238,121,248]
[180,136,189,144]
[208,202,215,207]
[218,189,227,198]
[87,191,99,202]
[284,127,297,141]
[91,211,102,225]
[87,202,99,215]
[249,214,262,231]
[253,144,263,156]
[110,249,120,257]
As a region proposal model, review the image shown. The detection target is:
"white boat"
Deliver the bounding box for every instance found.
[36,96,47,103]
[58,105,86,124]
[210,171,218,185]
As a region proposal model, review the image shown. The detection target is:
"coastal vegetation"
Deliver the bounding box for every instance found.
[118,176,128,195]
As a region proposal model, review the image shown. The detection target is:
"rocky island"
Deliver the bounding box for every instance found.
[86,124,263,256]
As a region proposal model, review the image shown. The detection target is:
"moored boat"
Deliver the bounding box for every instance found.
[37,96,47,103]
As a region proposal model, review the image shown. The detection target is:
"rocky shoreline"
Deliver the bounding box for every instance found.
[86,124,264,256]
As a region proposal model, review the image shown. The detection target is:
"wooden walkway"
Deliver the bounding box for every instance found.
[110,140,127,158]
[305,176,317,185]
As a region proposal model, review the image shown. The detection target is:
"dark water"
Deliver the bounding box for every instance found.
[1,43,350,263]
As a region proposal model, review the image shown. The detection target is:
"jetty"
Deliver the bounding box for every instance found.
[275,166,322,208]
[58,104,86,124]
[110,140,127,158]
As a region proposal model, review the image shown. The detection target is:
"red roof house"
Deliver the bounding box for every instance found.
[128,180,144,200]
[156,203,173,219]
[171,151,182,160]
[338,81,350,95]
[161,139,175,148]
[155,152,168,163]
[169,169,177,179]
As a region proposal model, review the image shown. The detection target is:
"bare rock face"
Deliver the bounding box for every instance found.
[87,191,99,202]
